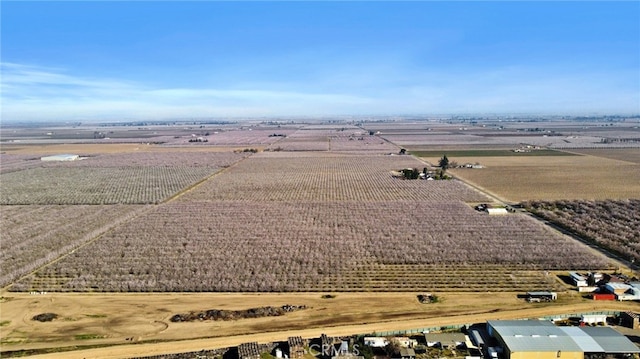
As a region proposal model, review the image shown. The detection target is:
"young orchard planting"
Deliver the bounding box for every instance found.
[0,205,145,287]
[525,199,640,263]
[13,201,609,292]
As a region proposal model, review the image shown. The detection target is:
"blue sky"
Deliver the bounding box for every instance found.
[2,1,639,122]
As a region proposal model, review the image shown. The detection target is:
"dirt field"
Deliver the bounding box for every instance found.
[420,153,640,202]
[2,290,639,358]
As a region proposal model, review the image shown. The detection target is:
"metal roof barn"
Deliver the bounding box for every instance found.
[487,320,640,357]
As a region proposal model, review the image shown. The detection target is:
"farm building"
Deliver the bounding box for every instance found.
[620,311,640,329]
[40,154,80,162]
[424,332,466,348]
[392,337,416,348]
[603,282,639,300]
[580,314,607,325]
[363,337,388,348]
[615,285,640,301]
[486,207,508,215]
[399,348,415,359]
[526,291,557,302]
[591,293,616,301]
[486,320,639,359]
[569,272,588,287]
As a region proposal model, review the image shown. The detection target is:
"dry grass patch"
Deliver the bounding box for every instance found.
[420,155,640,202]
[567,148,640,164]
[4,291,635,355]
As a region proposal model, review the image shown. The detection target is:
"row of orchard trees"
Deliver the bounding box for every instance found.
[525,199,640,264]
[12,201,610,292]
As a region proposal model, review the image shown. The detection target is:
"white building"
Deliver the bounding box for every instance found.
[581,314,607,324]
[363,337,388,348]
[41,154,80,162]
[569,272,588,287]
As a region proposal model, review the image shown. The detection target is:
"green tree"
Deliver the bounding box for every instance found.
[439,155,449,170]
[384,338,402,357]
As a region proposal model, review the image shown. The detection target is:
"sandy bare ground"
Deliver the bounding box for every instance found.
[2,290,639,358]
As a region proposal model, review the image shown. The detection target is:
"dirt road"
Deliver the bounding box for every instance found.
[2,291,637,359]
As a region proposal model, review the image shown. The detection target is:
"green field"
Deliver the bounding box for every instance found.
[410,149,579,157]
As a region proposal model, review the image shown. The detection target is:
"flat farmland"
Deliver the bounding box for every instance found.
[179,152,488,202]
[0,167,218,205]
[411,149,577,157]
[270,136,330,151]
[525,199,640,263]
[2,122,637,358]
[0,151,246,204]
[0,205,146,287]
[419,154,640,202]
[0,146,246,173]
[568,148,640,164]
[6,291,638,357]
[12,200,609,292]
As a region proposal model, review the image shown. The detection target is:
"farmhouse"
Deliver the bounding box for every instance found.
[40,154,80,161]
[486,320,639,359]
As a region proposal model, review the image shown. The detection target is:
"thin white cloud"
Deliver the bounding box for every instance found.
[0,62,375,121]
[1,62,638,122]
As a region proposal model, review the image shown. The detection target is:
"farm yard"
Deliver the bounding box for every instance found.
[1,119,638,356]
[414,152,640,202]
